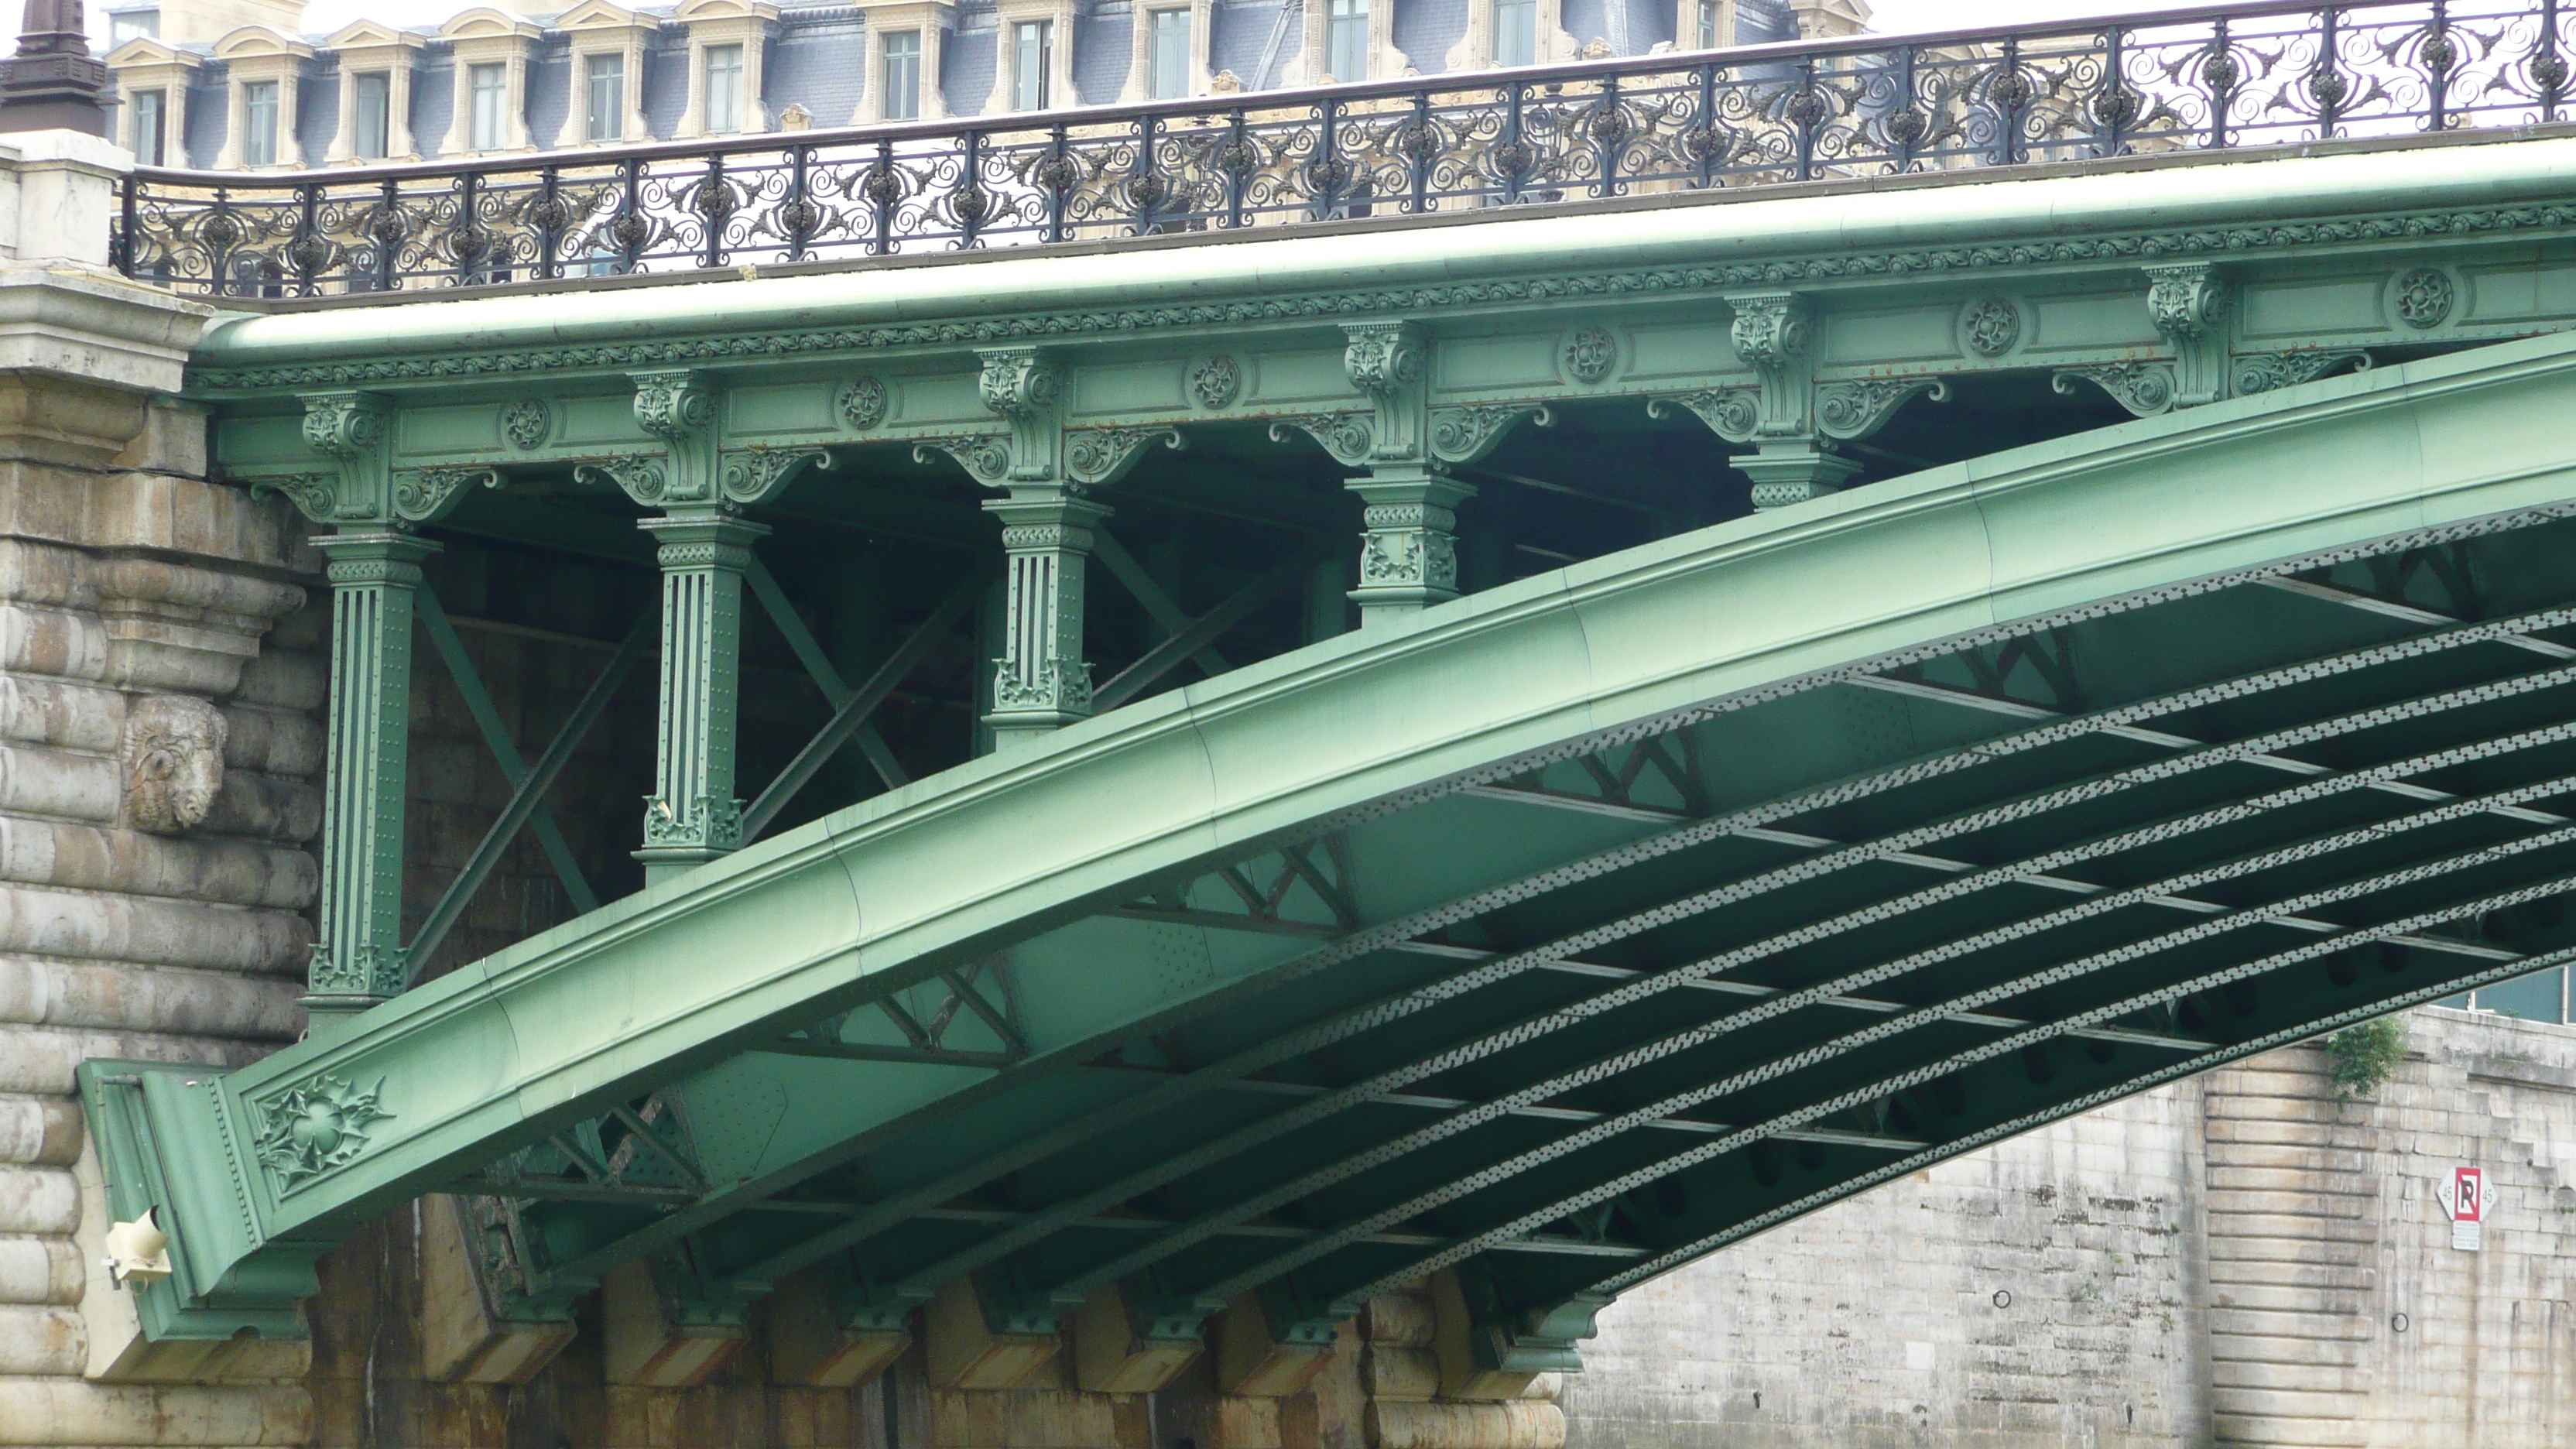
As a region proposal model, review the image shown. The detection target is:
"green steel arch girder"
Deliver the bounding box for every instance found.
[85,327,2576,1365]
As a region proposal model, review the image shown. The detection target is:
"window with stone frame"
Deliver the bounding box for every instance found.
[1148,7,1190,98]
[882,29,922,118]
[1494,0,1536,65]
[1013,19,1053,109]
[354,72,392,159]
[705,42,745,132]
[585,51,625,140]
[469,62,508,150]
[130,87,166,164]
[242,79,279,166]
[1326,0,1367,80]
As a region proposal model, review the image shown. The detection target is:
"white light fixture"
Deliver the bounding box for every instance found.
[104,1209,173,1286]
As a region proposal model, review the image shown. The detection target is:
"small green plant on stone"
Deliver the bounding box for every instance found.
[2326,1017,2408,1101]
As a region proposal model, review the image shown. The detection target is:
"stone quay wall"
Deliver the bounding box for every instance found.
[1560,1007,2576,1449]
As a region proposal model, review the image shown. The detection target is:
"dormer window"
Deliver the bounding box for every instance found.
[1012,20,1051,109]
[853,0,954,125]
[107,37,200,170]
[672,0,779,140]
[881,30,921,119]
[354,73,391,159]
[555,2,653,149]
[242,80,279,166]
[437,9,542,156]
[109,9,157,43]
[704,43,745,133]
[1122,0,1207,105]
[1680,0,1728,50]
[211,24,313,170]
[585,52,625,140]
[320,21,423,164]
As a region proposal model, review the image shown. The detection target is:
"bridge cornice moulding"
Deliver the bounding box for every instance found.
[180,135,2576,394]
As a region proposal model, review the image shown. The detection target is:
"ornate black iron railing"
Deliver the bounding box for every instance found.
[114,0,2572,301]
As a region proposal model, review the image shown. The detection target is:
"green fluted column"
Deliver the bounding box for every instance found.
[302,530,439,1031]
[635,509,768,883]
[982,487,1109,752]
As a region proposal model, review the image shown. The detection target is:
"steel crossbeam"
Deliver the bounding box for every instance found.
[740,572,986,842]
[1039,761,2576,1307]
[744,556,913,793]
[1357,882,2576,1315]
[1094,544,1335,711]
[1190,817,2576,1310]
[406,611,654,976]
[414,590,599,914]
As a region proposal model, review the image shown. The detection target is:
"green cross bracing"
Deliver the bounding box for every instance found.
[80,131,2576,1377]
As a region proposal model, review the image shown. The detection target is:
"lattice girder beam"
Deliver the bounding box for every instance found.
[680,570,2576,1329]
[968,727,2576,1313]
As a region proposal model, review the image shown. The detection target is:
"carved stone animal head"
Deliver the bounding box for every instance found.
[121,694,228,835]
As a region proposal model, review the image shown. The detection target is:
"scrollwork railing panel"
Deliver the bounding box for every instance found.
[111,0,2576,300]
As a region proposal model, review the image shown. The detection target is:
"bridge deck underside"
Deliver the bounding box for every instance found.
[459,509,2576,1351]
[88,330,2576,1368]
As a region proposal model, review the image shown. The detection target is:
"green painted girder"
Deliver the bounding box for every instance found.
[84,328,2576,1358]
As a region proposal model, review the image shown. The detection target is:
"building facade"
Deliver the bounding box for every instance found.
[95,0,1859,174]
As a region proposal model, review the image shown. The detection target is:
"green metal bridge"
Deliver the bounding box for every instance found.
[80,2,2576,1396]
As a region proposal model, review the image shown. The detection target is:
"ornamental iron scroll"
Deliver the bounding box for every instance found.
[914,434,1014,483]
[1815,378,1949,441]
[114,0,2576,300]
[718,447,834,506]
[1269,413,1375,468]
[1646,389,1760,443]
[1065,426,1187,486]
[252,1074,392,1192]
[573,454,671,502]
[392,466,503,523]
[1429,402,1557,465]
[2053,362,2178,417]
[2232,349,2373,396]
